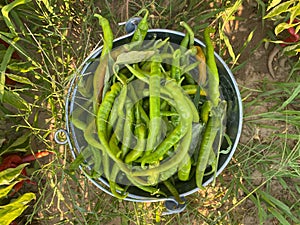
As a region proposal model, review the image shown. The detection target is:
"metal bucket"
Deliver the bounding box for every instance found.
[55,25,243,214]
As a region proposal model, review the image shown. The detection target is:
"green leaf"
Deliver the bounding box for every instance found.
[0,192,35,225]
[0,139,5,148]
[260,190,295,219]
[277,84,300,111]
[1,0,33,36]
[0,133,31,156]
[219,29,236,62]
[264,1,294,19]
[268,208,290,225]
[7,61,37,73]
[0,45,14,102]
[2,89,29,111]
[283,42,300,56]
[290,4,300,24]
[275,22,297,36]
[5,74,35,86]
[0,181,20,199]
[0,163,29,186]
[41,0,53,13]
[267,0,282,11]
[295,24,300,35]
[257,195,267,224]
[68,153,85,173]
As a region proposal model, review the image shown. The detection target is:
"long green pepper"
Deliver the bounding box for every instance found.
[204,26,220,107]
[131,9,149,43]
[145,56,162,155]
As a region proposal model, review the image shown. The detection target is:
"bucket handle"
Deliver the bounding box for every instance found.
[162,197,187,215]
[54,129,71,145]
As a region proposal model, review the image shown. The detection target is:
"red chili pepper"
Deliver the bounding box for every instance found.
[0,155,22,171]
[0,151,52,196]
[280,19,300,47]
[21,151,53,163]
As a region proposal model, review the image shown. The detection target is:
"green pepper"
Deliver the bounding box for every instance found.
[131,9,149,43]
[178,154,192,181]
[195,111,220,189]
[145,55,162,155]
[94,14,114,60]
[93,14,114,113]
[125,123,146,163]
[204,26,220,107]
[121,98,134,159]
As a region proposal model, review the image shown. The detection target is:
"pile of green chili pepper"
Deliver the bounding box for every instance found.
[71,10,228,199]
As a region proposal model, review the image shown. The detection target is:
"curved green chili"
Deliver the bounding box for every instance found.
[71,100,92,131]
[163,180,184,204]
[131,9,149,43]
[204,26,220,107]
[109,163,128,199]
[93,14,114,113]
[132,119,192,177]
[94,14,114,60]
[84,121,103,149]
[125,123,146,163]
[180,21,194,49]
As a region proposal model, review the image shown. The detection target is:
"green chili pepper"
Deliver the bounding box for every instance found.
[201,101,212,124]
[131,9,149,43]
[97,82,122,140]
[107,96,119,138]
[195,112,220,189]
[171,49,182,82]
[180,32,189,49]
[138,80,193,168]
[178,154,192,181]
[125,123,146,163]
[145,55,162,154]
[181,84,206,96]
[160,164,178,181]
[109,163,128,199]
[180,21,194,49]
[93,14,114,113]
[84,121,103,149]
[140,122,185,165]
[117,85,127,117]
[90,146,103,176]
[109,132,122,158]
[163,180,184,204]
[204,26,220,107]
[125,64,149,83]
[94,14,114,60]
[132,118,192,177]
[126,175,166,197]
[71,100,92,131]
[127,84,150,126]
[97,82,151,187]
[121,98,134,159]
